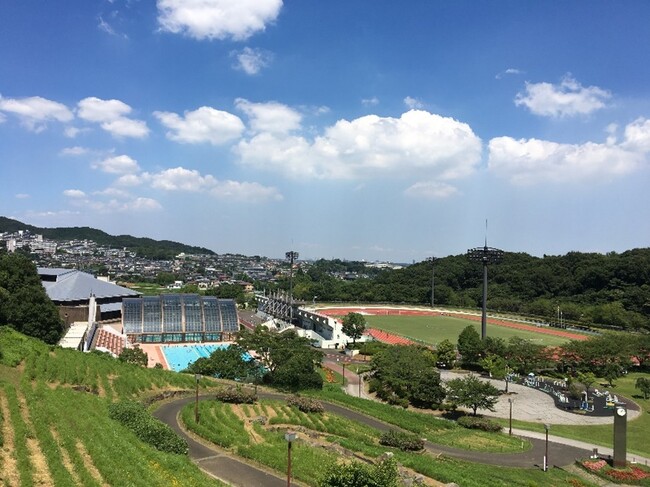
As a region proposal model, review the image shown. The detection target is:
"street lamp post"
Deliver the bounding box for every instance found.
[508,398,514,436]
[194,373,202,423]
[544,424,550,471]
[285,430,297,486]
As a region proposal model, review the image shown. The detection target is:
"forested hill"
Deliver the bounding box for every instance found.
[291,249,650,331]
[0,216,215,259]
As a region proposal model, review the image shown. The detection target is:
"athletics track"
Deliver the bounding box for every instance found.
[318,307,589,342]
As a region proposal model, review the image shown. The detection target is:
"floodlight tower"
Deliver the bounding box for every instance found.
[467,230,503,340]
[285,251,299,323]
[426,257,436,308]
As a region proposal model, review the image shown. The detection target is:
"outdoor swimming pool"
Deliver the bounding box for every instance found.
[161,344,230,372]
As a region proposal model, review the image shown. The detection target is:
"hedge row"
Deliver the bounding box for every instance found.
[108,400,188,455]
[457,416,502,432]
[286,395,324,413]
[214,385,257,404]
[379,430,424,451]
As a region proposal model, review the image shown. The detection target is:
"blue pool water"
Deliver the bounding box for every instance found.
[162,344,230,372]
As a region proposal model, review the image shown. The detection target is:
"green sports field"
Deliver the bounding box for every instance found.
[365,314,571,347]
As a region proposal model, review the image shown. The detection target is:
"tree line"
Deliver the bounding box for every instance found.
[263,249,650,331]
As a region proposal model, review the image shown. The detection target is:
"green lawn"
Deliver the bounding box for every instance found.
[364,314,570,347]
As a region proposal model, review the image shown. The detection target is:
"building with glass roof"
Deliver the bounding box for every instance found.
[122,294,239,343]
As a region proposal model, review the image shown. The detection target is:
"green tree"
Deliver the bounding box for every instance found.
[635,377,650,399]
[576,371,597,400]
[0,251,63,344]
[370,345,445,409]
[119,346,148,367]
[506,337,548,374]
[446,373,500,416]
[341,312,366,348]
[236,327,323,391]
[435,339,456,368]
[457,325,483,367]
[185,345,261,381]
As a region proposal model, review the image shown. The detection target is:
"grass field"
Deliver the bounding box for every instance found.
[364,314,571,347]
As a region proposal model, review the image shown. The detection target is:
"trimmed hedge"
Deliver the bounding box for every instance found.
[457,415,502,432]
[108,400,188,455]
[286,395,324,413]
[379,430,424,451]
[214,385,257,404]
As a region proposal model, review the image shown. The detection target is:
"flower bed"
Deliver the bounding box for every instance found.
[580,459,650,485]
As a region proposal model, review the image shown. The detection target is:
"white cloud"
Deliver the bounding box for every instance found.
[146,166,282,202]
[622,117,650,153]
[98,16,127,39]
[93,155,140,174]
[515,75,611,117]
[64,126,89,138]
[231,47,273,74]
[15,193,30,199]
[129,197,163,211]
[77,97,149,138]
[235,109,482,180]
[157,0,283,41]
[404,181,459,199]
[63,189,87,198]
[94,187,131,199]
[404,96,424,109]
[235,98,301,134]
[209,180,283,202]
[154,106,244,144]
[78,97,131,122]
[114,174,143,187]
[495,68,523,79]
[60,146,90,156]
[361,97,379,107]
[0,112,5,123]
[487,118,650,185]
[0,95,73,131]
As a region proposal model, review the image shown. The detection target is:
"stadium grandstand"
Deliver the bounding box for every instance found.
[122,294,239,343]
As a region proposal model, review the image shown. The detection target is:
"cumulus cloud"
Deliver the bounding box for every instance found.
[93,155,140,174]
[154,106,245,144]
[488,118,650,184]
[361,97,379,107]
[404,181,459,199]
[235,109,482,180]
[157,0,283,41]
[404,96,424,109]
[0,95,73,131]
[515,75,611,117]
[231,47,273,74]
[129,197,163,211]
[235,98,301,134]
[146,166,282,202]
[77,97,149,138]
[63,189,87,198]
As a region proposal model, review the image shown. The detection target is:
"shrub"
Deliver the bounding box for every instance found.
[108,400,187,455]
[214,385,257,404]
[379,430,424,451]
[457,415,502,432]
[287,395,324,413]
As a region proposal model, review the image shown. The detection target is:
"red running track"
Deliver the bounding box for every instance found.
[319,307,588,342]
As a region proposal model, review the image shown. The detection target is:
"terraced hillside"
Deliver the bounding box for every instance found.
[0,327,222,487]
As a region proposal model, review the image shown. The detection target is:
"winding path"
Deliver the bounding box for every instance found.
[154,390,594,486]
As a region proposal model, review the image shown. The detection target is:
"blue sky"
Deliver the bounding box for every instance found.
[1,1,649,262]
